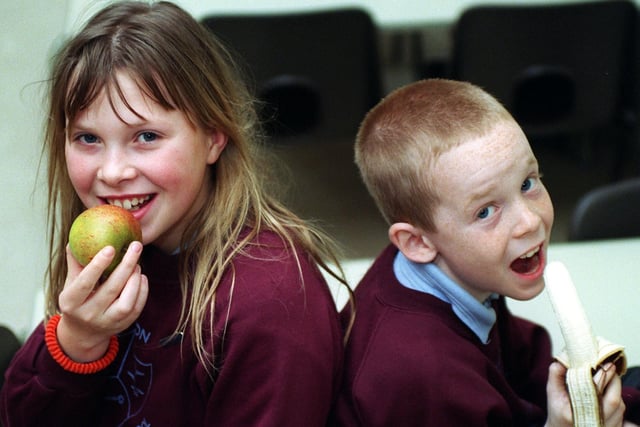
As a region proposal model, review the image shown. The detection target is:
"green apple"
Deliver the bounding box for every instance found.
[69,205,142,276]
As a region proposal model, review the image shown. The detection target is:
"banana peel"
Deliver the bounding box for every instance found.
[544,261,626,427]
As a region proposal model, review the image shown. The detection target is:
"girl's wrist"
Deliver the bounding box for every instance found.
[45,313,119,374]
[55,314,109,361]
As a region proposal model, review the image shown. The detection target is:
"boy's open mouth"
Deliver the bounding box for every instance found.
[510,246,541,275]
[105,195,153,211]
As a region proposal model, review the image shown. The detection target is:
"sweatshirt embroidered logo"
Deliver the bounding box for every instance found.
[104,324,153,426]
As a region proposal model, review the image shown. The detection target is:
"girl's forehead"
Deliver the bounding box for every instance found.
[67,71,168,123]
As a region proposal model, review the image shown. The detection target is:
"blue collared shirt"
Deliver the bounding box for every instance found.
[393,252,498,344]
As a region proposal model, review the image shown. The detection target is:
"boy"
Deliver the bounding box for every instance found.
[331,79,637,426]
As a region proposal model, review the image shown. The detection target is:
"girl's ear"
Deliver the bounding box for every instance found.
[206,129,228,165]
[388,222,438,264]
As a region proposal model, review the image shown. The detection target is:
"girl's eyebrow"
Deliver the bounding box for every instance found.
[65,118,89,131]
[71,110,151,129]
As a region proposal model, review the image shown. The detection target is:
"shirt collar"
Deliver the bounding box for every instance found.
[393,251,498,343]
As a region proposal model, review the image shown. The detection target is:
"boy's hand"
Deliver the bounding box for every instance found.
[56,241,148,362]
[545,361,626,427]
[595,362,625,427]
[546,362,573,427]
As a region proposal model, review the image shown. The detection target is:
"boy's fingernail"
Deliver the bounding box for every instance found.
[593,369,603,382]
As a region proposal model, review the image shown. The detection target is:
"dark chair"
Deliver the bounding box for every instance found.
[0,325,21,391]
[202,8,382,141]
[568,177,640,241]
[451,1,638,177]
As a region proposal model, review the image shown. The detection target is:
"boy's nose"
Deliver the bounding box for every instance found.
[97,150,137,185]
[513,202,543,237]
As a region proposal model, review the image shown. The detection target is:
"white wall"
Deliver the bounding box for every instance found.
[66,0,608,29]
[0,0,68,338]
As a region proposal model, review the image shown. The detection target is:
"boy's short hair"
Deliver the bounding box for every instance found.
[355,78,514,231]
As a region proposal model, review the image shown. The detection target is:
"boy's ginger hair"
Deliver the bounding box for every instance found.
[355,79,514,232]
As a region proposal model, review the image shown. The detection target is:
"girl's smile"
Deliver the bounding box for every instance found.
[104,195,153,211]
[101,194,155,223]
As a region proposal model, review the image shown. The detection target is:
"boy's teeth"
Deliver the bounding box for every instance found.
[520,247,540,259]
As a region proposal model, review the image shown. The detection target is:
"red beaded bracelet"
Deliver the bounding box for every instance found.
[44,313,119,374]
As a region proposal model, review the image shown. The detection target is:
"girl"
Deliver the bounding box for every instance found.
[0,2,349,426]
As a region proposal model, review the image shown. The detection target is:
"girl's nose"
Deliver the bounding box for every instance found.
[96,149,137,185]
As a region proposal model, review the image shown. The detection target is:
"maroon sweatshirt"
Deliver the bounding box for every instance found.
[1,231,343,426]
[331,244,640,426]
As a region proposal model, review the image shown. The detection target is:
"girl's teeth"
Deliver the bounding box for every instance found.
[108,196,150,210]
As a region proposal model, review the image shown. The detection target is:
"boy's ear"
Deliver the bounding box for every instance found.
[206,129,228,165]
[388,222,438,264]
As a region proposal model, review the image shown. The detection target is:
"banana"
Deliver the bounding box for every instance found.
[543,261,626,427]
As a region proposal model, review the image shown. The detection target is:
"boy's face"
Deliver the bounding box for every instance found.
[426,119,554,302]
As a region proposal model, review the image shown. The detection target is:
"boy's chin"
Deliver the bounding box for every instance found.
[507,279,546,301]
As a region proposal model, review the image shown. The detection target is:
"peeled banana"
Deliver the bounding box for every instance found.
[544,261,626,427]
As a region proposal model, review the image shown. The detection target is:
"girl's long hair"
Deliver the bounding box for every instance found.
[44,1,352,372]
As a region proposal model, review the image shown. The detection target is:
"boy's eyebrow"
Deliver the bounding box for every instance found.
[463,154,538,212]
[464,182,498,212]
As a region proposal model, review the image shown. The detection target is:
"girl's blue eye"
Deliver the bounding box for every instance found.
[79,134,98,144]
[477,206,495,219]
[138,132,157,143]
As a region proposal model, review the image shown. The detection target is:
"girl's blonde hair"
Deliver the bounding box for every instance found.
[355,78,514,232]
[44,0,349,372]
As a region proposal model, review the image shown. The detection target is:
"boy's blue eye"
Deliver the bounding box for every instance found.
[477,206,495,219]
[522,177,535,192]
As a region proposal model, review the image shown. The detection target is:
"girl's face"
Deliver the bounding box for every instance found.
[426,119,554,302]
[65,72,227,253]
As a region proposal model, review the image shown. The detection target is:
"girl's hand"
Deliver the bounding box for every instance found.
[545,361,626,427]
[56,241,148,362]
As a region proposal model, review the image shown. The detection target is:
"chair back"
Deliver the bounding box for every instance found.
[0,325,20,391]
[569,177,640,241]
[451,0,637,138]
[202,9,382,141]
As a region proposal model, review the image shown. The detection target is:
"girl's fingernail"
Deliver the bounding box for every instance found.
[101,246,116,256]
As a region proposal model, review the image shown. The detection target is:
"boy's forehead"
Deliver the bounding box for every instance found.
[443,118,530,157]
[430,121,533,191]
